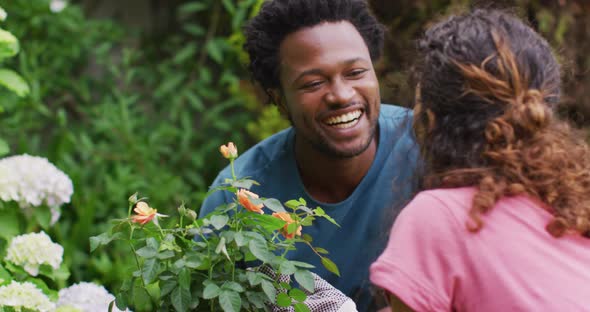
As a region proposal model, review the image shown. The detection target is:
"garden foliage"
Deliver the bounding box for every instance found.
[0,0,287,292]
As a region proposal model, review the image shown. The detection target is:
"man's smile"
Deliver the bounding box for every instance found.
[323,109,363,129]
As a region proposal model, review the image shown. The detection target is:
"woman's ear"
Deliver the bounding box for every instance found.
[426,108,436,131]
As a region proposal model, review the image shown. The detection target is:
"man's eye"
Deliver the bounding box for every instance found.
[348,69,368,77]
[301,81,323,89]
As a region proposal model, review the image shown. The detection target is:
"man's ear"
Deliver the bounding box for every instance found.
[268,88,288,117]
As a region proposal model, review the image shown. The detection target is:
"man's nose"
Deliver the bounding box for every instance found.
[325,79,355,105]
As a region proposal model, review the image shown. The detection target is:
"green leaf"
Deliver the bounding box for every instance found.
[289,288,307,303]
[184,253,207,270]
[115,279,132,309]
[146,282,161,303]
[178,268,191,290]
[203,283,220,299]
[34,206,52,230]
[0,138,9,157]
[210,214,229,230]
[39,262,70,282]
[314,247,329,255]
[279,282,291,291]
[184,90,204,111]
[263,198,286,213]
[160,280,177,297]
[321,257,340,276]
[135,246,157,258]
[190,290,200,310]
[215,237,230,260]
[313,207,325,216]
[247,213,286,232]
[132,280,153,311]
[298,206,314,214]
[89,232,123,252]
[248,237,273,263]
[246,271,262,286]
[221,0,236,14]
[294,303,311,312]
[279,260,297,275]
[115,292,129,311]
[321,214,340,227]
[0,69,29,97]
[219,290,241,312]
[183,24,205,37]
[0,208,20,241]
[260,280,276,302]
[0,29,18,61]
[231,179,259,189]
[234,232,248,247]
[300,216,314,226]
[178,2,207,16]
[173,43,197,65]
[171,286,191,312]
[245,291,266,309]
[290,261,315,269]
[146,237,159,250]
[314,207,340,227]
[302,234,313,243]
[220,230,236,243]
[157,250,175,260]
[206,40,223,64]
[287,222,299,235]
[0,264,11,286]
[142,258,159,284]
[284,200,300,209]
[294,270,314,292]
[222,281,244,293]
[276,293,291,307]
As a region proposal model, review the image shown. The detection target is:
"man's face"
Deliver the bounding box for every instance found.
[275,21,380,158]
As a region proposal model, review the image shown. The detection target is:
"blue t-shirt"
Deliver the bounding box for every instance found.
[199,104,418,311]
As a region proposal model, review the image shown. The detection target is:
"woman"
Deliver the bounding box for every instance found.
[370,9,590,312]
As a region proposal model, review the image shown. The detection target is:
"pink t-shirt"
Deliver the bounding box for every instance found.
[370,187,590,312]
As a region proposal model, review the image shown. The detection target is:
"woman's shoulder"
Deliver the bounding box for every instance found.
[407,187,476,217]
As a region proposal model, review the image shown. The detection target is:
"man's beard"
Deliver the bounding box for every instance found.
[291,112,378,159]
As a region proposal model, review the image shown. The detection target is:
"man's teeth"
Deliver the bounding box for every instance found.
[325,110,362,127]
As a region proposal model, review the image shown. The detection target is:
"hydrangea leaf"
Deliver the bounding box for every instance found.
[0,69,29,97]
[0,138,9,157]
[0,28,18,61]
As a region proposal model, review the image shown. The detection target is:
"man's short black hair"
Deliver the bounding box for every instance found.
[243,0,384,92]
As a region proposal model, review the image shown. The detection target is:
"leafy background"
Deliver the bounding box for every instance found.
[0,0,587,298]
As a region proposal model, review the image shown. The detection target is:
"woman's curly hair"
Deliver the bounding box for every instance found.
[243,0,384,93]
[415,9,590,237]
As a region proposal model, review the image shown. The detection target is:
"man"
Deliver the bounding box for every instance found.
[200,0,417,310]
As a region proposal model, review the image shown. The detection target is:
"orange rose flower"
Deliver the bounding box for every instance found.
[272,212,302,239]
[219,142,238,159]
[131,201,167,225]
[237,189,264,214]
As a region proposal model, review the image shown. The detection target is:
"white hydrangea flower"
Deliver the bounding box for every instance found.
[5,231,64,276]
[0,154,73,224]
[57,282,130,312]
[50,0,67,13]
[0,281,56,312]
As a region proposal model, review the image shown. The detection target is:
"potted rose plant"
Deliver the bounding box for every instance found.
[92,142,340,312]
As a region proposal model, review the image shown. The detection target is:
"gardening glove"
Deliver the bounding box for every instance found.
[259,266,358,312]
